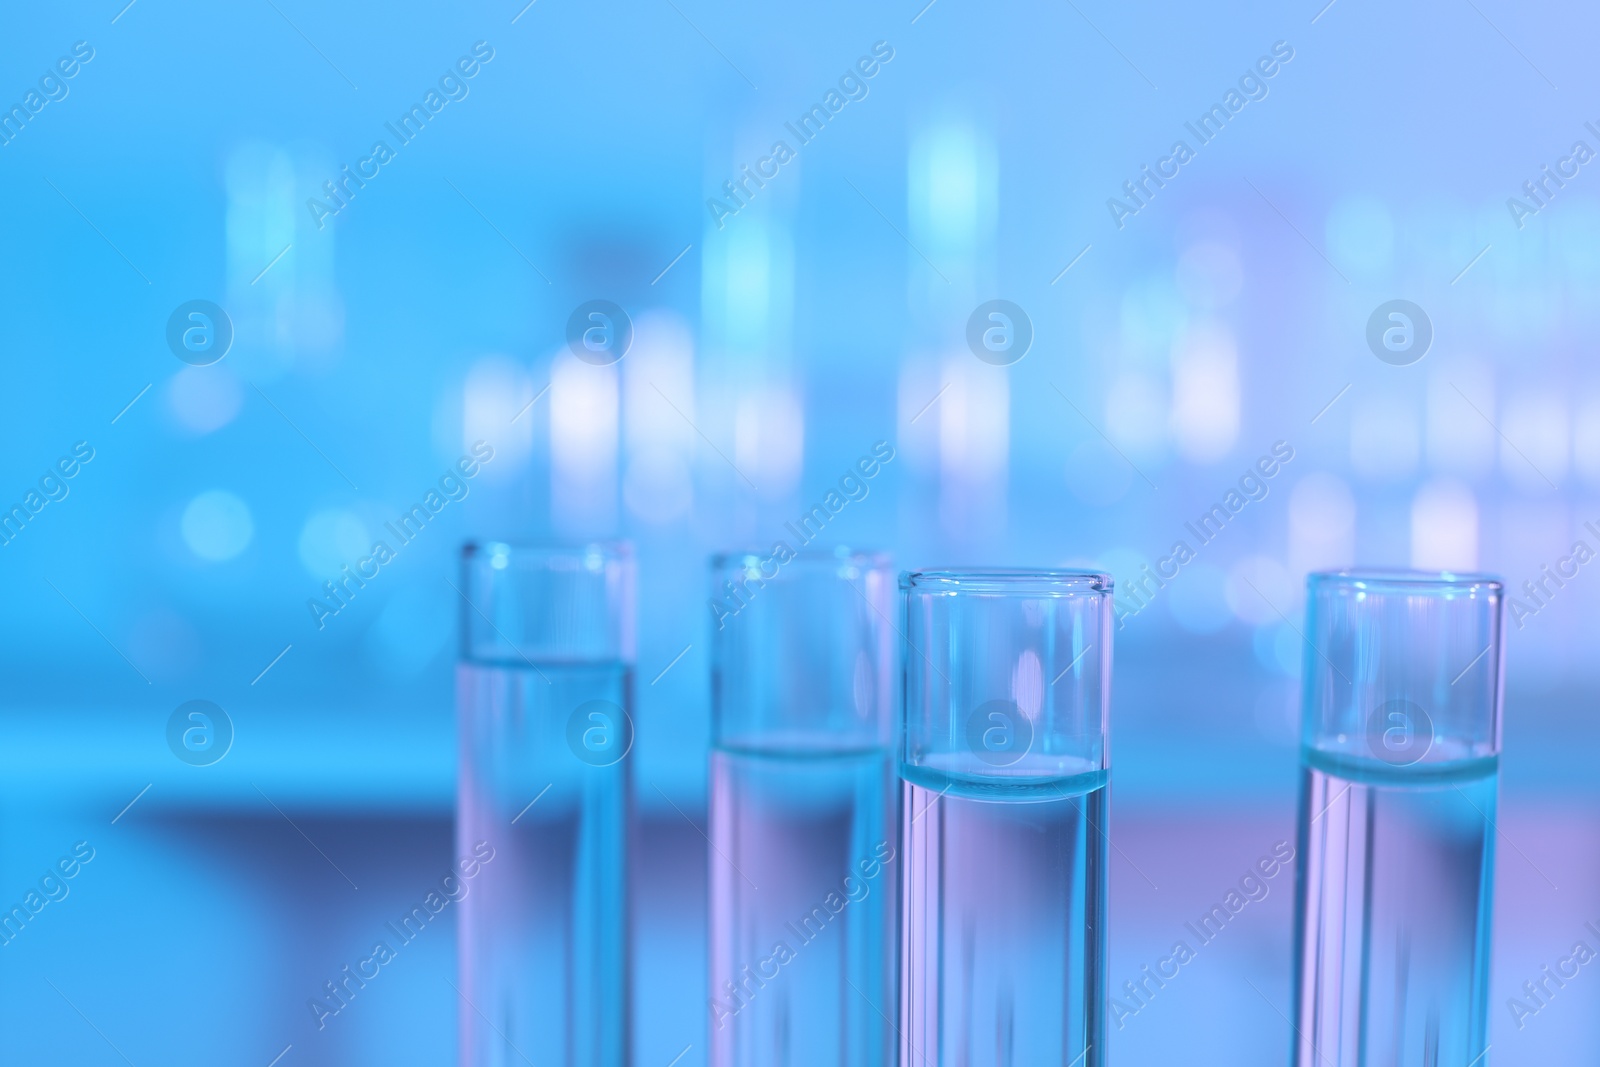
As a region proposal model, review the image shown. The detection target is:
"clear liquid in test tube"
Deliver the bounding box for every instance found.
[456,542,634,1067]
[1291,570,1504,1067]
[708,549,898,1067]
[900,570,1113,1067]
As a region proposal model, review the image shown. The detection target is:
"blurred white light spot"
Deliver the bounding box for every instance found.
[1426,362,1496,475]
[1225,556,1294,626]
[551,354,618,530]
[1410,480,1478,571]
[1349,394,1420,481]
[909,121,998,256]
[167,367,243,435]
[1105,371,1167,462]
[852,650,873,719]
[622,310,696,455]
[940,357,1008,481]
[463,356,534,479]
[938,356,1009,537]
[1576,394,1600,486]
[1170,323,1239,463]
[1289,473,1355,576]
[1500,390,1568,490]
[897,358,944,478]
[297,508,371,578]
[734,386,804,499]
[1011,648,1043,718]
[181,490,254,562]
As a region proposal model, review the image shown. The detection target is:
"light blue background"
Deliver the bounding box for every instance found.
[1,0,1596,1062]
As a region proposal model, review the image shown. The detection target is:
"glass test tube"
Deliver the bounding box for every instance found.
[708,549,898,1067]
[900,570,1113,1067]
[1291,570,1504,1067]
[457,542,634,1067]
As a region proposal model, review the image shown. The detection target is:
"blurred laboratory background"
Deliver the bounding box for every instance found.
[1,0,1598,1062]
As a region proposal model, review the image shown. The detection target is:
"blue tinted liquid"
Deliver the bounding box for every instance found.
[709,745,897,1067]
[1292,750,1497,1067]
[457,661,631,1067]
[901,765,1107,1067]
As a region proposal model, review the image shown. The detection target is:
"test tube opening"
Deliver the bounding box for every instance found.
[900,568,1114,793]
[898,568,1113,1067]
[460,539,636,666]
[707,546,898,1067]
[1301,568,1504,777]
[456,541,635,1067]
[1291,567,1505,1067]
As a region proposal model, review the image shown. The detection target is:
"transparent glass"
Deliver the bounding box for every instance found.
[1291,569,1504,1067]
[456,541,634,1067]
[708,548,897,1067]
[900,570,1113,1067]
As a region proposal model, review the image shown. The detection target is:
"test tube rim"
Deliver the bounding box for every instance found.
[900,568,1113,595]
[1307,567,1503,597]
[709,545,892,572]
[462,538,634,563]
